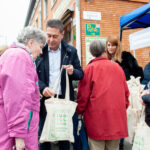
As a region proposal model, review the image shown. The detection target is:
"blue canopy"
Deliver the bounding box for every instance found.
[120,3,150,40]
[120,3,150,29]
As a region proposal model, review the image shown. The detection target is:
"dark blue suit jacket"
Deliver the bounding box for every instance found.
[141,62,150,89]
[36,40,83,101]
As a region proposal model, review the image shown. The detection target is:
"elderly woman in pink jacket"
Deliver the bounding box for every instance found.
[0,26,46,150]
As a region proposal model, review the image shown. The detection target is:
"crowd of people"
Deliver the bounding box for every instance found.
[0,19,149,150]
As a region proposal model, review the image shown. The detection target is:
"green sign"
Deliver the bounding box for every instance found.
[73,28,76,40]
[86,24,100,36]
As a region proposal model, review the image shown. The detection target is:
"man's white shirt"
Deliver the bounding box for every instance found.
[48,44,62,95]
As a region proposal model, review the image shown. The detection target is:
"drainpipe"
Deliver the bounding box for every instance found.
[75,0,81,62]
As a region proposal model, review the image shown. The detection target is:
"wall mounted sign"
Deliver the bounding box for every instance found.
[85,37,106,64]
[86,24,100,36]
[83,11,101,20]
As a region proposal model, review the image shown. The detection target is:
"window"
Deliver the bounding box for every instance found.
[51,0,57,8]
[39,7,42,29]
[63,22,72,44]
[39,12,42,29]
[44,0,48,19]
[35,18,38,28]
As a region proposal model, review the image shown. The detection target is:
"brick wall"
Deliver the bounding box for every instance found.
[30,0,149,68]
[80,0,149,68]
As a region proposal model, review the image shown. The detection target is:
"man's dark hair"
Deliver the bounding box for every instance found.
[46,19,64,33]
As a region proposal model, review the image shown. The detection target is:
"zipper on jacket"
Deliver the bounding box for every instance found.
[27,110,33,131]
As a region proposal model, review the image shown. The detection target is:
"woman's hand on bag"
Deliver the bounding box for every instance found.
[43,87,55,97]
[140,89,149,105]
[141,89,149,96]
[140,98,146,106]
[15,138,25,150]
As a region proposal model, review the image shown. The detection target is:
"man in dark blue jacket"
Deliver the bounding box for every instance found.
[36,19,83,150]
[141,62,150,89]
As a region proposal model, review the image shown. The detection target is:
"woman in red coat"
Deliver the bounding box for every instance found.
[76,40,129,150]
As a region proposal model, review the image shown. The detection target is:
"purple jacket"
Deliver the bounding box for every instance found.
[0,44,40,149]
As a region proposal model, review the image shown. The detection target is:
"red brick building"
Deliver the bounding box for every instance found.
[25,0,150,68]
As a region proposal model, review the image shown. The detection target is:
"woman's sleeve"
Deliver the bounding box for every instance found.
[122,51,144,81]
[1,54,36,138]
[124,78,130,109]
[76,67,92,114]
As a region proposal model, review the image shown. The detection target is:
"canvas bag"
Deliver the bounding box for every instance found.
[132,122,150,150]
[40,69,77,143]
[126,106,142,144]
[125,76,144,144]
[132,107,150,150]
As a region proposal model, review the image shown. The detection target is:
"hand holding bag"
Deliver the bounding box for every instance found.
[40,69,77,143]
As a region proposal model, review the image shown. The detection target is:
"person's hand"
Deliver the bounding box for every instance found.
[140,89,149,105]
[43,87,55,97]
[78,114,82,119]
[15,138,25,150]
[141,89,149,96]
[62,65,74,75]
[140,97,146,106]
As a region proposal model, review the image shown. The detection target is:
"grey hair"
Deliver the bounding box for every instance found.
[46,19,64,33]
[89,40,106,57]
[17,26,46,45]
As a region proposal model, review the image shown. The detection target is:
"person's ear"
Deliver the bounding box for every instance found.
[61,31,64,38]
[27,39,34,49]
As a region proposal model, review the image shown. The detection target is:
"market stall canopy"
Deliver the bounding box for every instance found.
[129,27,150,50]
[120,3,150,40]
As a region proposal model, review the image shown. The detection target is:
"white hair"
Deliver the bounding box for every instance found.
[17,26,46,45]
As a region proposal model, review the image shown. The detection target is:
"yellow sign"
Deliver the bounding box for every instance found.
[86,24,100,36]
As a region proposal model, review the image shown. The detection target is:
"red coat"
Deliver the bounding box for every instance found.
[76,57,129,140]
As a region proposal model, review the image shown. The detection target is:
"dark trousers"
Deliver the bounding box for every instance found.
[38,98,70,150]
[39,141,70,150]
[119,139,124,150]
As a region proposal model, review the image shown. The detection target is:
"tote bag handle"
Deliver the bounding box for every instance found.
[52,68,70,100]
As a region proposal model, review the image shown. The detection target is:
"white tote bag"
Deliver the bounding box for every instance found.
[132,122,150,150]
[126,106,142,144]
[132,107,150,150]
[132,108,150,150]
[40,69,77,143]
[125,76,144,143]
